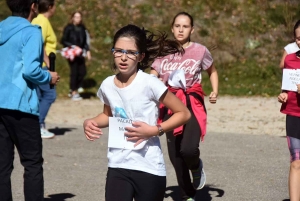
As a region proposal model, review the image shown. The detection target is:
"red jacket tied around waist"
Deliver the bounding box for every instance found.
[158,83,207,141]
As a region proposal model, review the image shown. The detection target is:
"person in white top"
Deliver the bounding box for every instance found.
[83,24,191,201]
[279,20,300,69]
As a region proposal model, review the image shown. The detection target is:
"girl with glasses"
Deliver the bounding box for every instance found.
[150,12,219,201]
[83,24,191,201]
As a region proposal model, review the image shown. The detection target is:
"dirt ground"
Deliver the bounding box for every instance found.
[47,96,286,136]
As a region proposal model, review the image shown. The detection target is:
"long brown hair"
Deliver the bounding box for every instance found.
[112,24,184,71]
[69,11,84,25]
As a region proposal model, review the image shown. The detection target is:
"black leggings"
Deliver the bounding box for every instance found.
[68,56,86,91]
[165,112,201,199]
[105,168,166,201]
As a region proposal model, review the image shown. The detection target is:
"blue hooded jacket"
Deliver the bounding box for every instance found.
[0,16,51,116]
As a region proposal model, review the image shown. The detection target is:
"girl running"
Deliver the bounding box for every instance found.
[151,12,219,201]
[278,20,300,201]
[83,24,191,201]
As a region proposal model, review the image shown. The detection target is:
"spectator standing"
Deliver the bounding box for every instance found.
[32,0,57,139]
[61,11,91,101]
[0,0,59,200]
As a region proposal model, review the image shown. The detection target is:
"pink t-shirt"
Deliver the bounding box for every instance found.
[151,42,213,87]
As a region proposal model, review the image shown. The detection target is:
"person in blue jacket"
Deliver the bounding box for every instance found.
[0,0,60,200]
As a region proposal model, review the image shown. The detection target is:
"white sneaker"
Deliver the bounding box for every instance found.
[68,90,72,98]
[41,128,55,139]
[192,159,206,190]
[78,87,84,93]
[71,93,82,101]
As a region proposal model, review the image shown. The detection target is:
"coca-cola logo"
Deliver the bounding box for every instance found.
[160,58,201,75]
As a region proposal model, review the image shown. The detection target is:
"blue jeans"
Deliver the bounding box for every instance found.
[36,70,56,127]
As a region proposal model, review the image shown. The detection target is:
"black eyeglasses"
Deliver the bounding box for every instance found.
[111,48,139,59]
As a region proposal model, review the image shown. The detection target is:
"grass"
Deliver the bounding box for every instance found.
[1,0,300,97]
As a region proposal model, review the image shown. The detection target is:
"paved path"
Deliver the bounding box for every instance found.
[11,125,290,201]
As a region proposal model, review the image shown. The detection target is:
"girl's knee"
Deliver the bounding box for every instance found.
[291,160,300,170]
[180,147,199,158]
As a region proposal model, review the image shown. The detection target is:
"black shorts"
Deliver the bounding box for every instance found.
[286,115,300,139]
[105,168,166,201]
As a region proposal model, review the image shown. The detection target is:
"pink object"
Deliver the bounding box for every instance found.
[60,46,82,61]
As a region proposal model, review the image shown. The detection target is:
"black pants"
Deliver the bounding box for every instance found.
[105,168,166,201]
[68,56,86,91]
[165,112,201,199]
[0,109,44,201]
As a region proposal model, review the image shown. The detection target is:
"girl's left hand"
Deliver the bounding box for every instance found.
[209,92,218,104]
[87,51,92,61]
[125,121,158,147]
[297,84,300,94]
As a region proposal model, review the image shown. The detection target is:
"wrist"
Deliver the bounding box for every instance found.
[156,124,164,136]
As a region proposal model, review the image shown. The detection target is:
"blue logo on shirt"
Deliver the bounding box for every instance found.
[115,107,128,119]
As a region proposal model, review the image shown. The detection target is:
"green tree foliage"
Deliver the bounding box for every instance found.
[1,0,300,97]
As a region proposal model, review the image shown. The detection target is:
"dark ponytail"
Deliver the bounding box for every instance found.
[294,20,300,38]
[112,24,184,71]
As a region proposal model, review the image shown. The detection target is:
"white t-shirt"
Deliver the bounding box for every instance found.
[97,70,168,176]
[284,42,300,54]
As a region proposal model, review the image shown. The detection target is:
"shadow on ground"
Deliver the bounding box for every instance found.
[82,78,97,89]
[165,184,225,201]
[48,127,77,136]
[44,193,75,201]
[79,78,97,99]
[80,91,96,99]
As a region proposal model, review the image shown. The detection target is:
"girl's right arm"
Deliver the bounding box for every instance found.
[83,104,112,141]
[279,50,287,69]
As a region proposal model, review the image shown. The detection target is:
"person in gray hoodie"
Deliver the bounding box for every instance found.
[0,0,60,200]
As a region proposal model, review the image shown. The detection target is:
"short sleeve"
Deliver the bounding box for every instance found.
[201,47,213,71]
[97,85,109,106]
[284,42,300,55]
[148,75,168,101]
